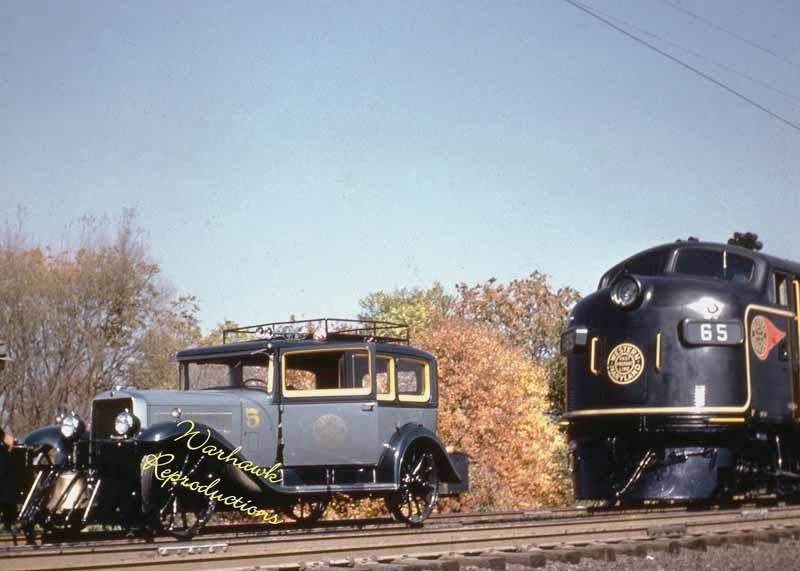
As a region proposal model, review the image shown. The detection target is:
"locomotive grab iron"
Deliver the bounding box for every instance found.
[562,241,800,503]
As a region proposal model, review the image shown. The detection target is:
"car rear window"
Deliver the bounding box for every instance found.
[673,249,754,283]
[396,358,431,403]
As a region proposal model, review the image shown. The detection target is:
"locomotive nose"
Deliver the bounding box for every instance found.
[562,276,745,416]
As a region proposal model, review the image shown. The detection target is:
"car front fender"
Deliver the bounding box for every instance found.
[135,420,282,497]
[23,425,71,467]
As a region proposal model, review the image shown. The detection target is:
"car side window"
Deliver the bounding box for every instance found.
[376,355,395,401]
[397,358,431,403]
[353,354,370,388]
[282,349,372,397]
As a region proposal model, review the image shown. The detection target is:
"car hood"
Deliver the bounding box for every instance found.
[93,388,255,443]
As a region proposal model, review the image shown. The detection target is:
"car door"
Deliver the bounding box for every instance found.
[278,345,379,466]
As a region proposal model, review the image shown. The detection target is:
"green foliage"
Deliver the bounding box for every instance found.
[358,283,453,338]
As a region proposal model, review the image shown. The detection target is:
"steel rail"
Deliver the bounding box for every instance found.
[0,504,683,550]
[2,505,799,571]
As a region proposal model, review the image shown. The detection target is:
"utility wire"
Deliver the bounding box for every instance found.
[561,0,800,133]
[659,0,794,66]
[590,3,800,105]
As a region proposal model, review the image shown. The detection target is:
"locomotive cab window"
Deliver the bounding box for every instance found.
[773,272,791,306]
[599,250,668,288]
[673,249,754,283]
[282,349,372,397]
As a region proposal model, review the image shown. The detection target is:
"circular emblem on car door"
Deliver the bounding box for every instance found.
[606,343,645,385]
[313,414,348,448]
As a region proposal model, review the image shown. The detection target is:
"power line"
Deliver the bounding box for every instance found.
[589,3,800,105]
[560,0,800,134]
[658,0,794,66]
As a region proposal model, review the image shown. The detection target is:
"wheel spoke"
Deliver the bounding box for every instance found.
[387,449,439,526]
[149,452,216,539]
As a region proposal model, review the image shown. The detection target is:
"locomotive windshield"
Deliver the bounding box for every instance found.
[673,249,755,283]
[599,250,669,288]
[599,246,757,288]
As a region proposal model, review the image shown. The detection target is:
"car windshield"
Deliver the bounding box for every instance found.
[183,355,273,391]
[673,249,755,284]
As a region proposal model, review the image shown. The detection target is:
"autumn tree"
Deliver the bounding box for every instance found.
[418,319,569,509]
[358,276,578,507]
[0,211,200,435]
[455,272,580,416]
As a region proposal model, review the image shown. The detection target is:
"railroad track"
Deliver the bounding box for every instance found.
[0,509,557,548]
[2,504,799,571]
[0,504,681,549]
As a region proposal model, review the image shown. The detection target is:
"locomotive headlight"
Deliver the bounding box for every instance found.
[610,276,642,309]
[114,409,140,437]
[59,412,86,442]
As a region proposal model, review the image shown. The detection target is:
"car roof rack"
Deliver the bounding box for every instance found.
[222,318,410,345]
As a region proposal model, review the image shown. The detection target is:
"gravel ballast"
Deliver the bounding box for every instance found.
[537,537,800,571]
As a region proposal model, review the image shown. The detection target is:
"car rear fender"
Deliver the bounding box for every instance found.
[379,424,462,484]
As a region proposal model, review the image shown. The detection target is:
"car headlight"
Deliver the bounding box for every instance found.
[114,409,140,437]
[610,276,642,309]
[58,412,86,441]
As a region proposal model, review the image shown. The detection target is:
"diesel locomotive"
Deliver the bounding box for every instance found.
[561,241,800,502]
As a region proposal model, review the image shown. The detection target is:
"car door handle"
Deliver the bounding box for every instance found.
[361,403,375,412]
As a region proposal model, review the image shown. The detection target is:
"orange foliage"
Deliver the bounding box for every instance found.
[417,318,569,509]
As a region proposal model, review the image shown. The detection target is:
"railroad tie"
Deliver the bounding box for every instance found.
[394,558,460,571]
[528,548,581,564]
[495,551,547,568]
[445,554,507,570]
[603,541,648,557]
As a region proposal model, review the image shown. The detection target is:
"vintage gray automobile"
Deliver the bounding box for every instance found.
[16,319,468,539]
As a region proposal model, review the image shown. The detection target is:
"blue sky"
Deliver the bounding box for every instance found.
[2,1,799,330]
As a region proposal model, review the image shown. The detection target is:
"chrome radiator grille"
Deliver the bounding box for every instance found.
[91,398,133,439]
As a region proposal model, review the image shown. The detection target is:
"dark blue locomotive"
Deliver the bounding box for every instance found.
[561,241,799,502]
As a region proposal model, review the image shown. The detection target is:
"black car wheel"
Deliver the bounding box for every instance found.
[283,496,329,525]
[141,450,217,540]
[386,447,439,527]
